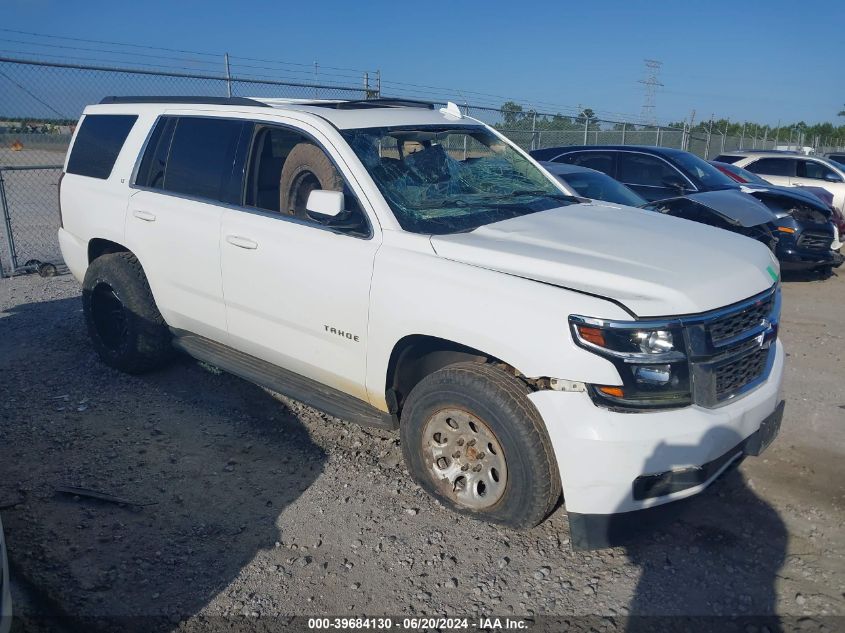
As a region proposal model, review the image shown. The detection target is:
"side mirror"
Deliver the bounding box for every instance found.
[305,190,344,218]
[823,172,843,183]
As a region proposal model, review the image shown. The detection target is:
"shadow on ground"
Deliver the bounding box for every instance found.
[0,296,326,632]
[594,431,789,631]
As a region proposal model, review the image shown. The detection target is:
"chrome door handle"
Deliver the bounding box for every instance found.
[133,209,156,222]
[225,235,258,250]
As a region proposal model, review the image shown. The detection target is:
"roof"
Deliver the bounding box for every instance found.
[538,161,603,176]
[531,144,689,159]
[93,96,480,130]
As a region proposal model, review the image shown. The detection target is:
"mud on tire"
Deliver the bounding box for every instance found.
[400,362,561,528]
[82,252,173,374]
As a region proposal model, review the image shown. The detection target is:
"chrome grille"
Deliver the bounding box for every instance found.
[797,232,832,251]
[708,296,774,345]
[714,348,768,400]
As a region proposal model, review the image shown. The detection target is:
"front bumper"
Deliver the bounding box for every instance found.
[528,340,784,520]
[775,227,839,270]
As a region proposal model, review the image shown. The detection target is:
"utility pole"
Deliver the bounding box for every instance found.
[705,114,714,159]
[313,61,319,99]
[638,59,663,125]
[685,109,696,151]
[224,53,232,98]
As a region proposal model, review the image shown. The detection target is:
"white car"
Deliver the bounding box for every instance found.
[58,96,785,547]
[716,151,845,213]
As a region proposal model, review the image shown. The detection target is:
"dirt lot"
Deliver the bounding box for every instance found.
[1,269,844,632]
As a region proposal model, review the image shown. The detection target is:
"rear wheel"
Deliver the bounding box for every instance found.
[82,252,172,374]
[400,362,561,528]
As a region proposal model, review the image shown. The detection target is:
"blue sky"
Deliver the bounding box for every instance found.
[3,0,844,125]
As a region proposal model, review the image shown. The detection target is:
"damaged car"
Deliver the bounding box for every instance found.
[58,97,785,547]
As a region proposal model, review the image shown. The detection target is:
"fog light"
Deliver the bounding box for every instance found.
[634,364,672,384]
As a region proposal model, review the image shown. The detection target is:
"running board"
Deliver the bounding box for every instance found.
[171,331,398,430]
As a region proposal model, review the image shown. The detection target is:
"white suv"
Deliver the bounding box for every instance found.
[58,96,785,547]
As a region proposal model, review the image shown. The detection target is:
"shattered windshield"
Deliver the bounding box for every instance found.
[341,125,575,234]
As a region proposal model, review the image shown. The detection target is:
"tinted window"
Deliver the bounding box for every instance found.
[799,160,837,180]
[745,158,796,177]
[163,117,247,201]
[556,151,615,176]
[617,153,681,187]
[135,116,176,189]
[713,154,743,164]
[670,152,735,188]
[557,171,645,206]
[66,114,137,179]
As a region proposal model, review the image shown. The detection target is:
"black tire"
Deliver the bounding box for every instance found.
[82,252,172,374]
[400,362,561,528]
[278,142,344,220]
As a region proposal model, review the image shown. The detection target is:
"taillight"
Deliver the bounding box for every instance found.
[57,171,65,228]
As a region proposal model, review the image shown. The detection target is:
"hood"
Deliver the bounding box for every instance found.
[678,190,777,227]
[736,184,832,219]
[430,203,777,317]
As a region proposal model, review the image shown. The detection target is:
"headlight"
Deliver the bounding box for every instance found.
[570,316,691,410]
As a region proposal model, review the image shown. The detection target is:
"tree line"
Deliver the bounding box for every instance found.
[497,101,845,143]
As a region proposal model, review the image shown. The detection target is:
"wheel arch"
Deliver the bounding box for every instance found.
[385,334,512,417]
[88,238,130,263]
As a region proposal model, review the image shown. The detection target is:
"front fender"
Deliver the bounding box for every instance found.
[365,236,629,409]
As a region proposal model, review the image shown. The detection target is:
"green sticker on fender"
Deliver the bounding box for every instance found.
[766,265,779,282]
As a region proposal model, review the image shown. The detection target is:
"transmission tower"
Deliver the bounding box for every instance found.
[638,59,663,125]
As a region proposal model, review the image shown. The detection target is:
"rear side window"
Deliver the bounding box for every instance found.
[617,153,680,187]
[66,114,137,179]
[713,154,742,164]
[135,116,177,189]
[745,158,796,177]
[555,151,615,176]
[162,117,248,202]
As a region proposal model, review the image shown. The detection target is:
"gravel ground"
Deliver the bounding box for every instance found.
[1,270,844,632]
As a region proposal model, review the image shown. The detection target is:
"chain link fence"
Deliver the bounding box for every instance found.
[1,56,844,276]
[0,56,368,276]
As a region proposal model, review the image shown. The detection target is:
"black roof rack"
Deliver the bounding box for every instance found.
[99,96,270,107]
[330,98,435,110]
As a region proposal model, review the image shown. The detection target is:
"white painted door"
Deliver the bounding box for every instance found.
[125,189,228,341]
[220,209,380,400]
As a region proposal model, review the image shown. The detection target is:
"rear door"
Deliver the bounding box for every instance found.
[219,122,380,400]
[125,115,251,342]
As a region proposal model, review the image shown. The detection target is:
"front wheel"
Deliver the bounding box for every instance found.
[400,362,561,528]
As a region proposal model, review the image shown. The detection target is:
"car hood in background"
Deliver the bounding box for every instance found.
[430,203,777,317]
[736,184,833,219]
[676,190,778,227]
